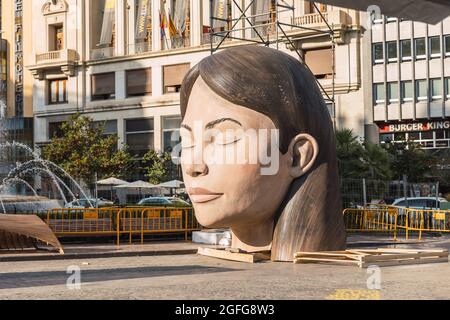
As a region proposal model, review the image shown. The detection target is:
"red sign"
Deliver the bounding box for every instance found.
[379,121,450,133]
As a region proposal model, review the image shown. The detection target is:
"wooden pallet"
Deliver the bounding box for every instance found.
[197,247,271,263]
[294,248,449,268]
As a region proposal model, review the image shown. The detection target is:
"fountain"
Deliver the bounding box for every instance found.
[0,116,94,213]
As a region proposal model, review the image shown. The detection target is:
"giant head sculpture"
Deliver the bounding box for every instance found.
[180,46,346,262]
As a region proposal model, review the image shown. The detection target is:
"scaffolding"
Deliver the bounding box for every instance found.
[208,0,337,127]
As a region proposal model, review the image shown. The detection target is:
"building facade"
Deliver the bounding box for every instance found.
[0,0,34,180]
[370,15,450,150]
[27,0,369,180]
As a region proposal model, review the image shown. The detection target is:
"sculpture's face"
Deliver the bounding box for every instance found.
[180,77,294,228]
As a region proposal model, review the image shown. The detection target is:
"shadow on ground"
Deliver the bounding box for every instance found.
[0,265,239,290]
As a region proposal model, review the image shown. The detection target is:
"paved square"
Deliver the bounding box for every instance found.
[0,235,449,300]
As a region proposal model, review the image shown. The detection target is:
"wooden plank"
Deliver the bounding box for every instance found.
[361,252,448,263]
[293,248,449,268]
[197,247,269,263]
[354,248,447,254]
[295,251,361,261]
[294,257,360,265]
[359,257,448,268]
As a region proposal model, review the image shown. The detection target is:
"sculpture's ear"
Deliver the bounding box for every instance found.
[287,134,319,178]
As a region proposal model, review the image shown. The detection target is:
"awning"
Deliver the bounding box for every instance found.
[316,0,450,24]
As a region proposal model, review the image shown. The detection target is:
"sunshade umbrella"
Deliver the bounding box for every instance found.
[97,177,129,201]
[114,180,160,200]
[156,180,185,189]
[156,180,185,196]
[97,177,129,185]
[314,0,450,25]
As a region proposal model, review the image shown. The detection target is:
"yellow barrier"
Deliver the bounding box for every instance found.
[116,207,199,245]
[343,206,450,240]
[403,208,450,240]
[343,207,399,240]
[46,208,117,235]
[45,207,201,245]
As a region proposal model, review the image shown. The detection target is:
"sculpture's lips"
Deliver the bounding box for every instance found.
[188,188,223,203]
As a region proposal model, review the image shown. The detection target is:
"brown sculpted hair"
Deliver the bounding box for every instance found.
[180,46,346,261]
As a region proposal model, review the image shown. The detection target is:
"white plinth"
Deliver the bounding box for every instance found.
[192,229,231,246]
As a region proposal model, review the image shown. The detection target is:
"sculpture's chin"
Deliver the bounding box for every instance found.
[195,213,230,229]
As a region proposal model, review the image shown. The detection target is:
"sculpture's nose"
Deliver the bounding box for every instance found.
[185,163,209,177]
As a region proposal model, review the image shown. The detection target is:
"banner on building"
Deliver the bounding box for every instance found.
[99,0,116,46]
[168,10,178,38]
[212,0,229,29]
[135,0,151,40]
[173,0,187,33]
[254,0,270,23]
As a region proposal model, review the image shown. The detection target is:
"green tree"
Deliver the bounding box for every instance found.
[383,140,436,182]
[431,148,450,188]
[362,141,392,180]
[142,149,174,184]
[335,129,367,179]
[41,114,132,187]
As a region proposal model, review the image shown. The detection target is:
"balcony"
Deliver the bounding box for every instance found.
[29,49,78,80]
[91,47,115,60]
[289,10,351,45]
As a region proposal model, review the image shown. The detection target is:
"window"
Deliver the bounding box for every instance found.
[49,122,65,139]
[49,24,64,51]
[308,2,327,13]
[445,35,450,56]
[373,43,384,64]
[415,38,426,59]
[372,11,383,24]
[429,36,441,58]
[446,77,450,98]
[387,41,397,62]
[92,120,118,136]
[388,82,399,103]
[126,118,154,158]
[162,117,182,153]
[401,39,412,61]
[430,78,442,100]
[386,16,397,23]
[401,81,413,102]
[374,83,385,104]
[416,79,428,101]
[304,48,333,79]
[134,0,152,53]
[380,134,393,143]
[48,79,68,104]
[163,63,190,93]
[126,68,152,97]
[91,72,115,100]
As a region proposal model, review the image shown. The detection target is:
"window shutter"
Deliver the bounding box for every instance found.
[163,63,190,87]
[92,73,115,95]
[127,68,152,96]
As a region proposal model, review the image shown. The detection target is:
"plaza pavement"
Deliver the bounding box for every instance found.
[0,234,449,300]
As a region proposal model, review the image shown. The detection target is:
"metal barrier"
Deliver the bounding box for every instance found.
[343,206,450,240]
[46,208,117,236]
[403,208,450,240]
[116,207,199,245]
[343,207,399,240]
[45,207,201,244]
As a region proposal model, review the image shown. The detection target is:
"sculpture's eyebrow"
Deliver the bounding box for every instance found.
[205,118,242,129]
[180,124,192,131]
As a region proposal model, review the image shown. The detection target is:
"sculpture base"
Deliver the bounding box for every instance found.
[197,247,271,263]
[192,229,231,246]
